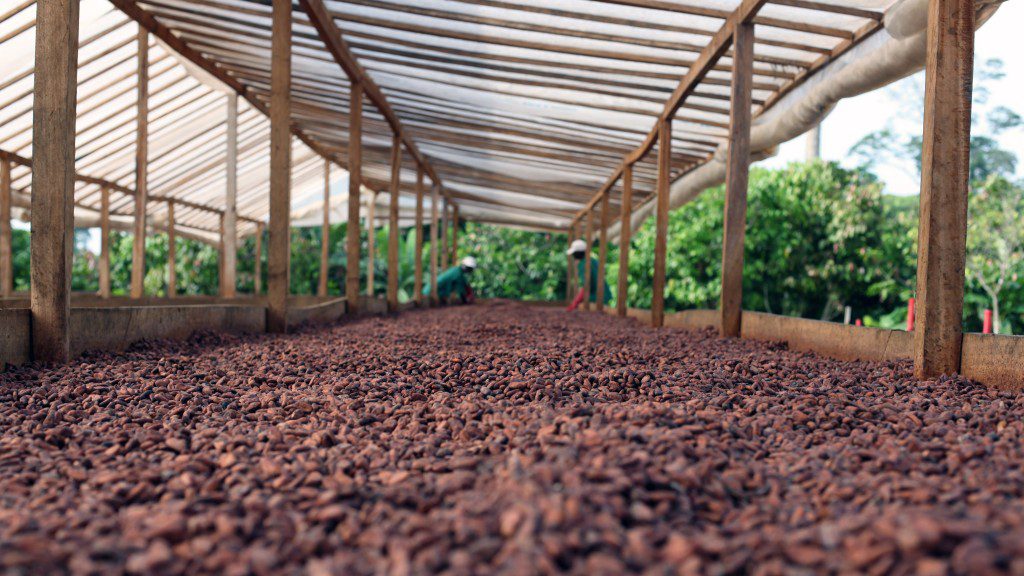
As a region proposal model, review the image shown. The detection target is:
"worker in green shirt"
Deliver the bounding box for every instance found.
[425,256,477,304]
[566,239,611,311]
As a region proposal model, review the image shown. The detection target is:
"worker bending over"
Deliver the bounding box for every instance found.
[566,239,611,311]
[425,256,478,304]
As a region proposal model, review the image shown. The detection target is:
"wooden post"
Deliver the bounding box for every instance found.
[166,200,176,297]
[413,164,424,305]
[366,191,375,296]
[583,207,593,311]
[131,29,149,299]
[566,224,576,305]
[387,134,401,312]
[318,158,330,297]
[651,119,671,328]
[218,213,225,295]
[30,0,80,362]
[440,199,449,271]
[0,159,12,298]
[451,205,459,264]
[345,83,363,311]
[616,164,633,317]
[719,21,754,338]
[596,189,609,312]
[222,93,238,298]
[98,187,111,298]
[267,0,291,333]
[254,222,263,295]
[430,183,439,305]
[914,0,975,378]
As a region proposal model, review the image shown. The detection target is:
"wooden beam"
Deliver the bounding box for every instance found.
[98,187,112,298]
[166,200,176,297]
[318,158,330,297]
[266,0,291,333]
[387,135,401,312]
[254,222,263,295]
[451,205,459,264]
[914,0,975,378]
[651,120,671,329]
[345,83,363,311]
[413,164,424,305]
[30,0,79,362]
[567,224,576,305]
[430,182,440,305]
[222,93,238,298]
[583,207,593,311]
[617,165,633,317]
[131,29,149,299]
[720,22,755,338]
[440,199,449,271]
[597,189,609,312]
[0,159,11,297]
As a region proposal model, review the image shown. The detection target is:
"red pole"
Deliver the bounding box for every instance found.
[983,309,993,334]
[855,319,862,327]
[906,297,915,332]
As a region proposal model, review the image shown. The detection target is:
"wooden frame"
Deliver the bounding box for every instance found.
[413,164,424,304]
[318,158,330,297]
[130,29,148,299]
[651,120,671,328]
[387,134,401,312]
[222,93,238,298]
[266,0,291,333]
[346,83,363,311]
[616,164,633,317]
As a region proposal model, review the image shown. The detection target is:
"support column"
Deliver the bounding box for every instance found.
[1,159,12,297]
[30,0,80,362]
[413,164,424,305]
[583,207,594,311]
[451,205,459,263]
[222,93,238,298]
[617,165,633,317]
[430,183,439,305]
[267,0,291,333]
[387,135,401,312]
[218,213,225,295]
[651,119,671,328]
[318,159,330,297]
[131,29,149,299]
[166,200,176,297]
[597,190,609,312]
[345,83,363,311]
[914,0,975,378]
[98,187,111,298]
[566,223,576,305]
[366,191,375,296]
[719,22,754,338]
[440,199,449,271]
[254,222,263,295]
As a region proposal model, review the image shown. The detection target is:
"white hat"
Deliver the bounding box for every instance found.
[566,239,587,255]
[461,256,478,269]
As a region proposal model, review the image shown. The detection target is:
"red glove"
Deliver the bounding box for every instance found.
[567,287,585,311]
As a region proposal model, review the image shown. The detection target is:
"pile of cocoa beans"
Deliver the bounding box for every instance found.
[1,300,1022,574]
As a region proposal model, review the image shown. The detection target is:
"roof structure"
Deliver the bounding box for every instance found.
[0,0,965,239]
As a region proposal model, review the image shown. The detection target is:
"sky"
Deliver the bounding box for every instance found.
[758,0,1024,195]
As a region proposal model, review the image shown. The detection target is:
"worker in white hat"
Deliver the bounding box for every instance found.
[424,255,478,304]
[566,239,611,311]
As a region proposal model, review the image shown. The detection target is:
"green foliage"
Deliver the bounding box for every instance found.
[458,223,569,301]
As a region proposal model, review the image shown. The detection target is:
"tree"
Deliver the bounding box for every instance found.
[966,176,1024,334]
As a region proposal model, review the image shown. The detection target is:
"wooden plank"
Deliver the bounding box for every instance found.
[0,159,11,297]
[167,200,176,297]
[597,189,609,312]
[254,222,263,295]
[318,158,330,297]
[583,207,593,311]
[413,164,424,304]
[30,0,80,363]
[913,0,975,378]
[345,83,363,311]
[430,182,439,304]
[651,120,671,328]
[131,29,149,299]
[222,93,238,298]
[366,191,376,296]
[616,165,633,317]
[266,0,291,333]
[719,22,754,338]
[387,135,401,312]
[98,186,111,298]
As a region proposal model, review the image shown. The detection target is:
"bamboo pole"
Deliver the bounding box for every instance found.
[719,21,754,338]
[222,93,238,298]
[913,0,975,378]
[597,189,609,312]
[29,0,80,362]
[414,164,424,304]
[346,83,363,311]
[166,200,176,297]
[387,134,401,312]
[267,0,291,333]
[0,159,12,297]
[583,207,593,311]
[131,29,149,299]
[430,182,439,305]
[318,158,330,297]
[616,164,633,317]
[651,119,671,328]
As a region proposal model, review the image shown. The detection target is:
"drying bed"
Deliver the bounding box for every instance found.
[1,301,1023,574]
